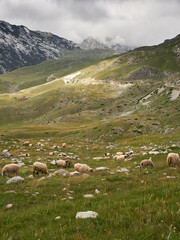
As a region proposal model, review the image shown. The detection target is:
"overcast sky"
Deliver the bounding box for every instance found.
[1,0,180,46]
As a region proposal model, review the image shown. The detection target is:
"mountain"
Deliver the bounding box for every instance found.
[80,36,133,53]
[0,21,79,74]
[0,33,179,131]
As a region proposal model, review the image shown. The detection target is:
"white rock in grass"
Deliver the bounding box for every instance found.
[28,175,34,179]
[5,190,16,194]
[76,211,98,219]
[6,204,13,209]
[51,160,57,165]
[166,176,176,179]
[70,171,80,176]
[117,167,129,173]
[96,167,109,171]
[83,194,95,198]
[6,176,24,184]
[55,216,61,220]
[95,189,100,194]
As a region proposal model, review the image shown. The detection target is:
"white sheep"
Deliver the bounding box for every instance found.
[2,164,19,176]
[57,160,70,168]
[140,157,154,170]
[23,141,30,146]
[116,152,124,156]
[115,155,126,161]
[33,162,48,175]
[74,163,93,173]
[167,153,180,167]
[62,143,66,148]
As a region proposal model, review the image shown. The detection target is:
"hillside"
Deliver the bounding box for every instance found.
[0,34,180,240]
[0,48,115,93]
[0,21,79,74]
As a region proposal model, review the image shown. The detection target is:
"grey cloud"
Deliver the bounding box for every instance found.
[0,0,180,46]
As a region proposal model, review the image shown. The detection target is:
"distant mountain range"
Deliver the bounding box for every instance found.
[0,21,133,74]
[0,21,79,74]
[79,36,134,53]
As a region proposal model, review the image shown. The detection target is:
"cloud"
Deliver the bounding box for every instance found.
[0,0,180,46]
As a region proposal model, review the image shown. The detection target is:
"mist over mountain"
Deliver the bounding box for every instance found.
[80,36,134,53]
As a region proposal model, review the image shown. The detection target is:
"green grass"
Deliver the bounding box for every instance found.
[0,132,180,240]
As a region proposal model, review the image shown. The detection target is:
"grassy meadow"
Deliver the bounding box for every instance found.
[0,33,180,240]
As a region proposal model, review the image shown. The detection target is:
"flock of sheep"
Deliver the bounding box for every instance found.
[1,141,179,177]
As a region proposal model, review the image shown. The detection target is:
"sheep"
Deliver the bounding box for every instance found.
[116,152,124,156]
[115,155,126,161]
[23,141,30,146]
[167,153,180,167]
[57,160,70,168]
[62,143,66,148]
[33,162,48,175]
[104,153,111,158]
[140,157,154,170]
[74,163,93,173]
[2,164,19,176]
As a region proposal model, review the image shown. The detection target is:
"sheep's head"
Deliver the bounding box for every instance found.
[65,160,70,167]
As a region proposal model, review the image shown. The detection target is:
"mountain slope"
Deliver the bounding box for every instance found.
[0,21,79,74]
[0,33,179,139]
[0,48,114,93]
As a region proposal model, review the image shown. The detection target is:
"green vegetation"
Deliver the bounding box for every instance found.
[0,34,180,240]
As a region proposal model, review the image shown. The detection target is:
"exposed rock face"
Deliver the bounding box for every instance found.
[80,36,133,53]
[0,21,79,73]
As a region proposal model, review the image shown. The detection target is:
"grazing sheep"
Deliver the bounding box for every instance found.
[115,155,126,161]
[2,164,19,176]
[74,163,93,173]
[62,143,66,148]
[167,153,180,167]
[140,157,154,170]
[116,152,124,156]
[104,153,111,158]
[37,142,44,147]
[33,162,48,175]
[49,152,55,156]
[23,141,30,146]
[57,160,70,168]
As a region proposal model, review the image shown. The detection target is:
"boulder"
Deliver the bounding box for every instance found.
[96,167,109,171]
[76,211,98,219]
[6,176,24,184]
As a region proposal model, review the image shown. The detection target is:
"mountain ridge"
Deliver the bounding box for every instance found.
[0,20,79,74]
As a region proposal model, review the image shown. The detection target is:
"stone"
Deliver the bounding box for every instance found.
[83,194,95,198]
[76,211,98,219]
[0,152,12,158]
[95,189,100,194]
[55,216,61,220]
[6,176,24,184]
[166,176,176,179]
[96,167,109,171]
[70,171,80,176]
[51,160,57,165]
[6,204,13,209]
[117,167,129,173]
[48,169,69,178]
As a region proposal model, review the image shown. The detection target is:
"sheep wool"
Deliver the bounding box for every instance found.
[2,164,19,176]
[115,155,125,161]
[140,157,154,170]
[33,162,48,175]
[74,163,93,173]
[167,153,180,167]
[57,160,70,168]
